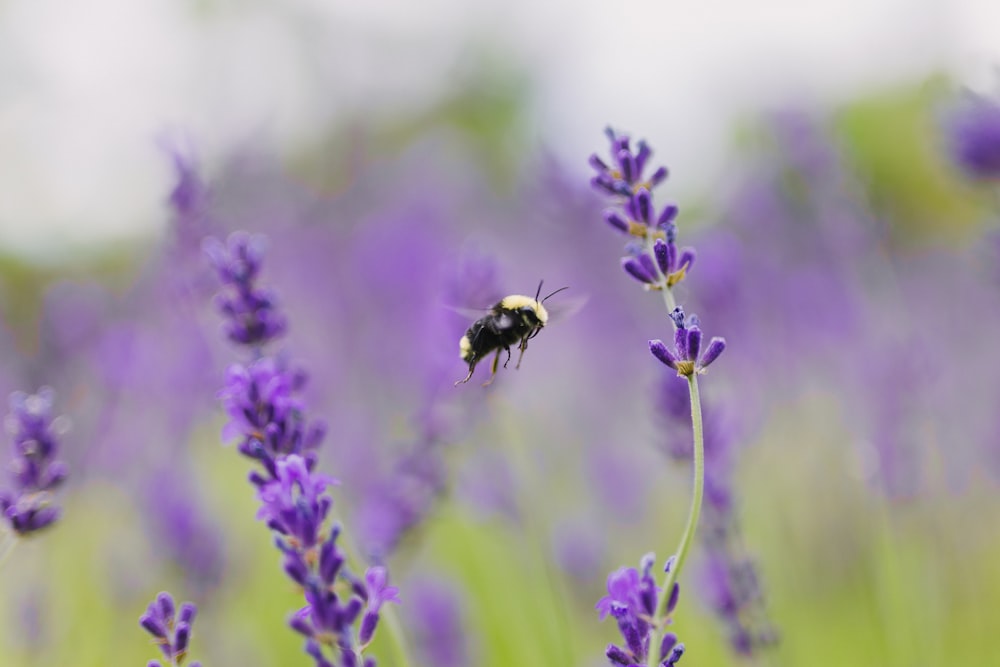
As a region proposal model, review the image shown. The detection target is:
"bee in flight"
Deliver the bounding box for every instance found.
[455,281,569,386]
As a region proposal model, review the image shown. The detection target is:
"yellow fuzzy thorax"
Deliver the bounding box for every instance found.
[498,295,549,323]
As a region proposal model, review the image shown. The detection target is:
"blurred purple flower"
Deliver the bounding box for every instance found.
[943,92,1000,180]
[585,441,648,520]
[402,576,469,667]
[204,232,288,349]
[697,552,778,657]
[160,135,214,244]
[0,388,68,536]
[551,520,606,581]
[144,467,226,591]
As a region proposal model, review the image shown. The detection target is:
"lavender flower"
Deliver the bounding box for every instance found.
[698,552,778,656]
[203,232,287,349]
[272,456,400,666]
[649,309,726,377]
[591,130,696,302]
[402,576,468,667]
[590,128,669,199]
[144,467,225,590]
[943,92,1000,180]
[208,232,400,667]
[1,388,68,536]
[139,591,202,667]
[596,554,683,666]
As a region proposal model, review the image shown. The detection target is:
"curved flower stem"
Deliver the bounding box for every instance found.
[646,373,704,667]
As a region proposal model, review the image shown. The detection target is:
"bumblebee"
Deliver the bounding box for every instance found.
[455,281,569,386]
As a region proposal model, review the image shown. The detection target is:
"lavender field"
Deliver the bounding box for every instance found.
[2,4,999,667]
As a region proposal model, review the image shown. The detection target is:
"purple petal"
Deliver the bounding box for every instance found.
[686,327,703,362]
[677,247,696,271]
[653,239,670,275]
[699,337,726,369]
[657,204,678,226]
[635,140,651,174]
[622,258,655,285]
[659,632,678,662]
[649,165,669,187]
[604,210,629,233]
[637,253,658,281]
[635,189,652,223]
[589,154,609,172]
[648,340,678,370]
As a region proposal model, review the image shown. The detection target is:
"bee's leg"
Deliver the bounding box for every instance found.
[502,346,512,368]
[515,335,529,369]
[482,350,502,387]
[455,359,477,386]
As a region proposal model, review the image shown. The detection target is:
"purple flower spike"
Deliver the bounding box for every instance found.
[650,309,725,377]
[139,592,201,666]
[257,455,338,549]
[218,358,326,483]
[204,232,287,349]
[0,388,69,537]
[943,92,1000,179]
[208,230,400,667]
[590,127,672,197]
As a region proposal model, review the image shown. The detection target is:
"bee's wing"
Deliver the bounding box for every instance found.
[544,294,589,324]
[445,305,493,321]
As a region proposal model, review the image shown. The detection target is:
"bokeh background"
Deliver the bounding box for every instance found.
[2,1,999,666]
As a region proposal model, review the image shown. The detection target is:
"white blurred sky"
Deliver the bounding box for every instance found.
[1,0,998,260]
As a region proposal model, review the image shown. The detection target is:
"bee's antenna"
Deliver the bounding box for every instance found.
[534,280,544,302]
[542,286,570,303]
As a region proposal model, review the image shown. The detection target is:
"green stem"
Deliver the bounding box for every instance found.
[646,374,704,667]
[659,285,677,314]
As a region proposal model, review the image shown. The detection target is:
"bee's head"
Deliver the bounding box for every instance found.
[533,281,568,325]
[521,302,547,326]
